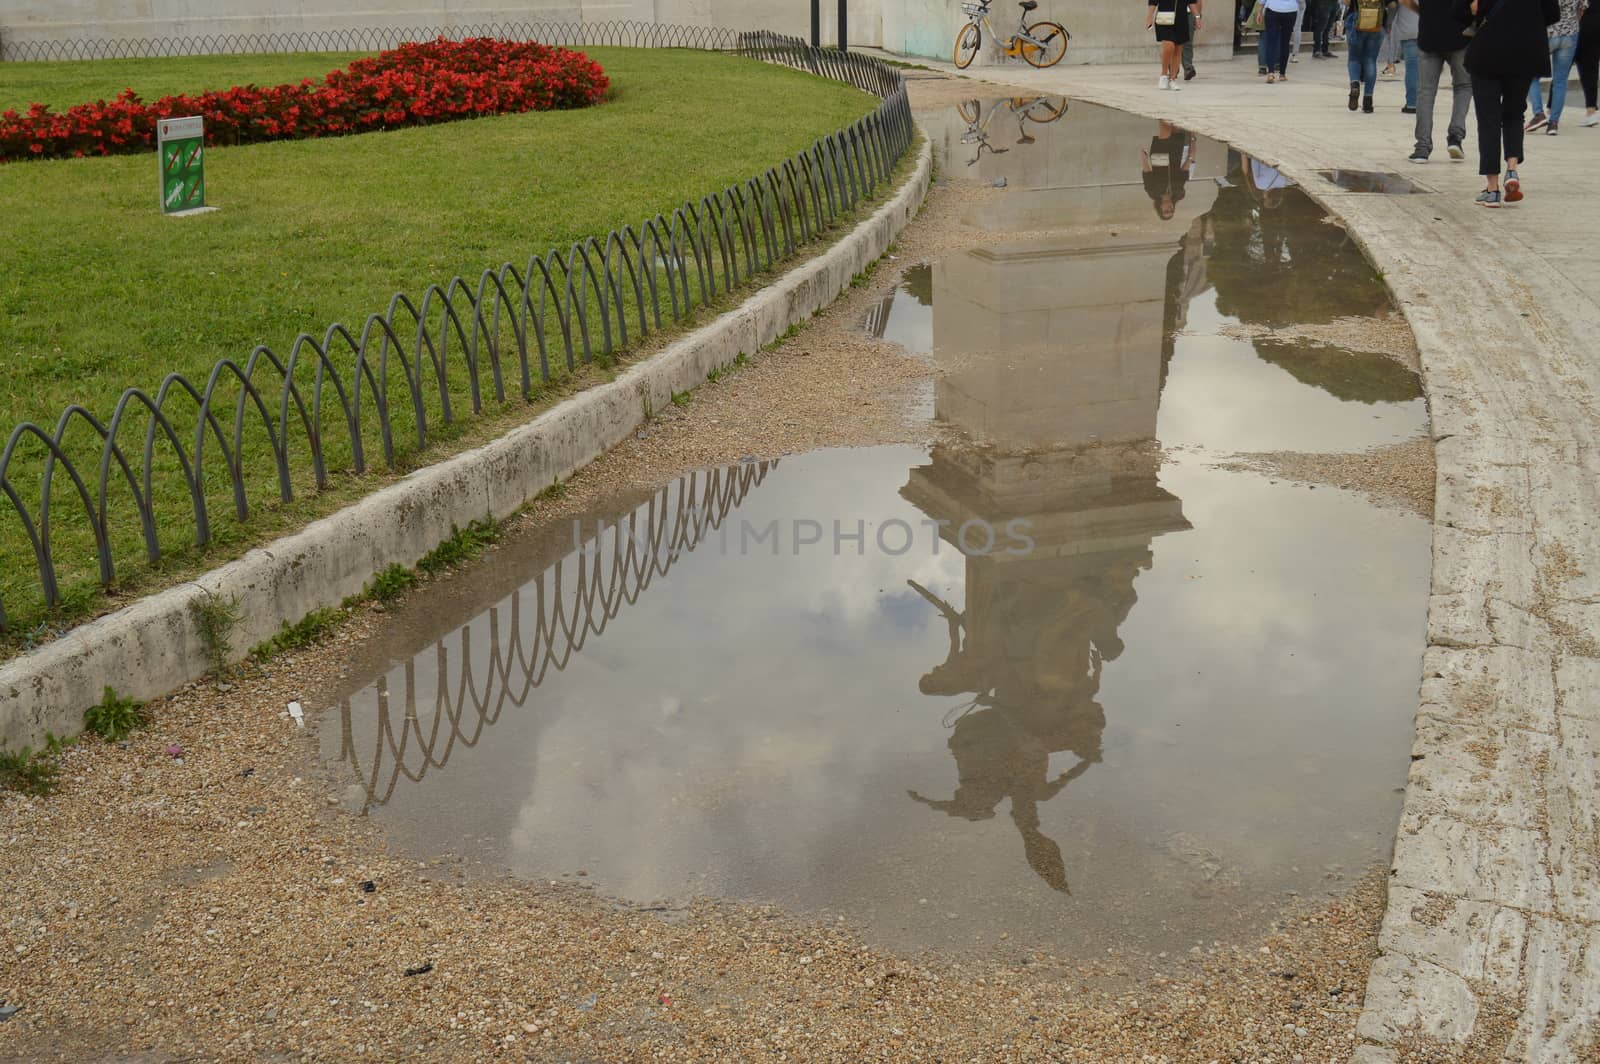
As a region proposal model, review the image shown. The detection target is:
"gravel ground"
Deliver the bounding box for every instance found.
[0,81,1464,1063]
[1213,436,1436,518]
[1214,314,1421,374]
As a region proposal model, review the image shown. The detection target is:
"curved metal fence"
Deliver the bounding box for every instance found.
[0,28,911,632]
[333,459,773,810]
[0,21,738,62]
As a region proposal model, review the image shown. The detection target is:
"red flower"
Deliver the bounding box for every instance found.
[0,38,609,163]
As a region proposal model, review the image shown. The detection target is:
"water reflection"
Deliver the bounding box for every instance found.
[323,101,1431,959]
[330,461,774,809]
[954,95,1069,166]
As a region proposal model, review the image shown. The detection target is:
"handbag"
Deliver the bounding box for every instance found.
[1356,0,1383,32]
[1246,1,1267,31]
[1156,9,1178,24]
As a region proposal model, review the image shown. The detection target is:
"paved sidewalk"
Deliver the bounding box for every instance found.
[895,50,1600,1064]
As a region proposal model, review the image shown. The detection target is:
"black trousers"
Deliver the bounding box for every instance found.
[1472,73,1533,176]
[1311,0,1338,53]
[1580,21,1599,110]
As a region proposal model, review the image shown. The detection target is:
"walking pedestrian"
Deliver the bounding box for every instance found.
[1264,0,1302,78]
[1149,0,1199,88]
[1579,0,1599,124]
[1406,0,1473,161]
[1182,0,1206,78]
[1347,0,1389,109]
[1311,0,1342,53]
[1524,0,1584,132]
[1457,0,1563,207]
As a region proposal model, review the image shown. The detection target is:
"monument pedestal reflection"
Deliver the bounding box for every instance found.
[901,226,1194,893]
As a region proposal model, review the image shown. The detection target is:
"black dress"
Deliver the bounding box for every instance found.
[1152,0,1194,43]
[1142,134,1192,204]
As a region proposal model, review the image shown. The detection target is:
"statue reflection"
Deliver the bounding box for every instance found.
[899,170,1206,890]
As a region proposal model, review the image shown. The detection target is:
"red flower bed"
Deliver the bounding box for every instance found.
[0,38,609,163]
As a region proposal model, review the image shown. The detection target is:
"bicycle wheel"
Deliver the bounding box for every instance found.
[1021,21,1069,67]
[1023,96,1069,123]
[956,99,982,124]
[953,22,982,69]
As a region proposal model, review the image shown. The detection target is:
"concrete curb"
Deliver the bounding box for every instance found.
[0,138,933,754]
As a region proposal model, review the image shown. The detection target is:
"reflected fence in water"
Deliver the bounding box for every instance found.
[0,28,912,631]
[332,459,773,810]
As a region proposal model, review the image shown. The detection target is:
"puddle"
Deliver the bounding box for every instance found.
[1318,169,1432,195]
[322,99,1432,965]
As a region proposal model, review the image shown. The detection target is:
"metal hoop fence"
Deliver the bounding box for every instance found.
[0,21,737,62]
[333,459,773,811]
[0,28,911,634]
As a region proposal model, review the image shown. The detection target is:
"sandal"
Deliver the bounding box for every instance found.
[1267,73,1278,83]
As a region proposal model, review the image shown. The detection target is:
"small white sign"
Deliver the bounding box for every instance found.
[158,116,204,141]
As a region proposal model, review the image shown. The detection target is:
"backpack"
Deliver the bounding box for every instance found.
[1356,0,1383,32]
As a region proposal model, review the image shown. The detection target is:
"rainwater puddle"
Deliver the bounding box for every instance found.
[1319,169,1433,195]
[321,100,1432,964]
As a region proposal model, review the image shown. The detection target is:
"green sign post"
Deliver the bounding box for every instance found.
[157,116,206,214]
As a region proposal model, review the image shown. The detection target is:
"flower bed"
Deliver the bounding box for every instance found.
[0,38,609,162]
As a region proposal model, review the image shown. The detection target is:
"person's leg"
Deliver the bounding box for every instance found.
[1471,74,1503,183]
[1548,34,1578,125]
[1504,75,1531,171]
[1414,51,1444,155]
[1291,1,1305,57]
[1447,47,1473,147]
[1361,32,1380,101]
[1313,3,1332,53]
[1258,21,1269,72]
[1276,10,1295,72]
[1346,17,1362,83]
[1183,13,1196,75]
[1580,27,1600,115]
[1403,38,1419,108]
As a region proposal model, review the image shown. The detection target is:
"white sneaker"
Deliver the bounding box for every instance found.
[1584,112,1600,127]
[1168,80,1181,91]
[1158,75,1171,89]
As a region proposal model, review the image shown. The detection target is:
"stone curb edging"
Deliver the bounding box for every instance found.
[0,138,933,754]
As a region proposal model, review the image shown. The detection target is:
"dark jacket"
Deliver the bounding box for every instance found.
[1418,0,1470,52]
[1454,0,1561,77]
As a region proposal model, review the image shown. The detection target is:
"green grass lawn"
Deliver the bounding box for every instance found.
[0,47,885,640]
[0,52,372,112]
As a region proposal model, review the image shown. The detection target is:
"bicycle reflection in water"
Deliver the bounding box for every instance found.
[957,94,1068,164]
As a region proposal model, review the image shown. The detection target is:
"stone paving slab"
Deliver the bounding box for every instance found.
[901,50,1600,1063]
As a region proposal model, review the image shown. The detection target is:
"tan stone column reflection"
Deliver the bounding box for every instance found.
[901,203,1208,894]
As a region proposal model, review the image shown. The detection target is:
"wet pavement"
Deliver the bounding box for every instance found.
[1317,169,1433,196]
[320,99,1432,964]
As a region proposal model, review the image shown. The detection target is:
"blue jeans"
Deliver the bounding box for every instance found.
[1402,38,1419,107]
[1346,23,1382,96]
[1529,34,1579,123]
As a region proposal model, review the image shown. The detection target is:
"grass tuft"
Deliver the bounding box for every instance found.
[417,519,500,574]
[0,735,72,795]
[189,593,241,674]
[251,606,346,661]
[83,687,147,743]
[366,563,418,603]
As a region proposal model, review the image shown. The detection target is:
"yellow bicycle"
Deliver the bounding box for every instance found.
[954,0,1070,69]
